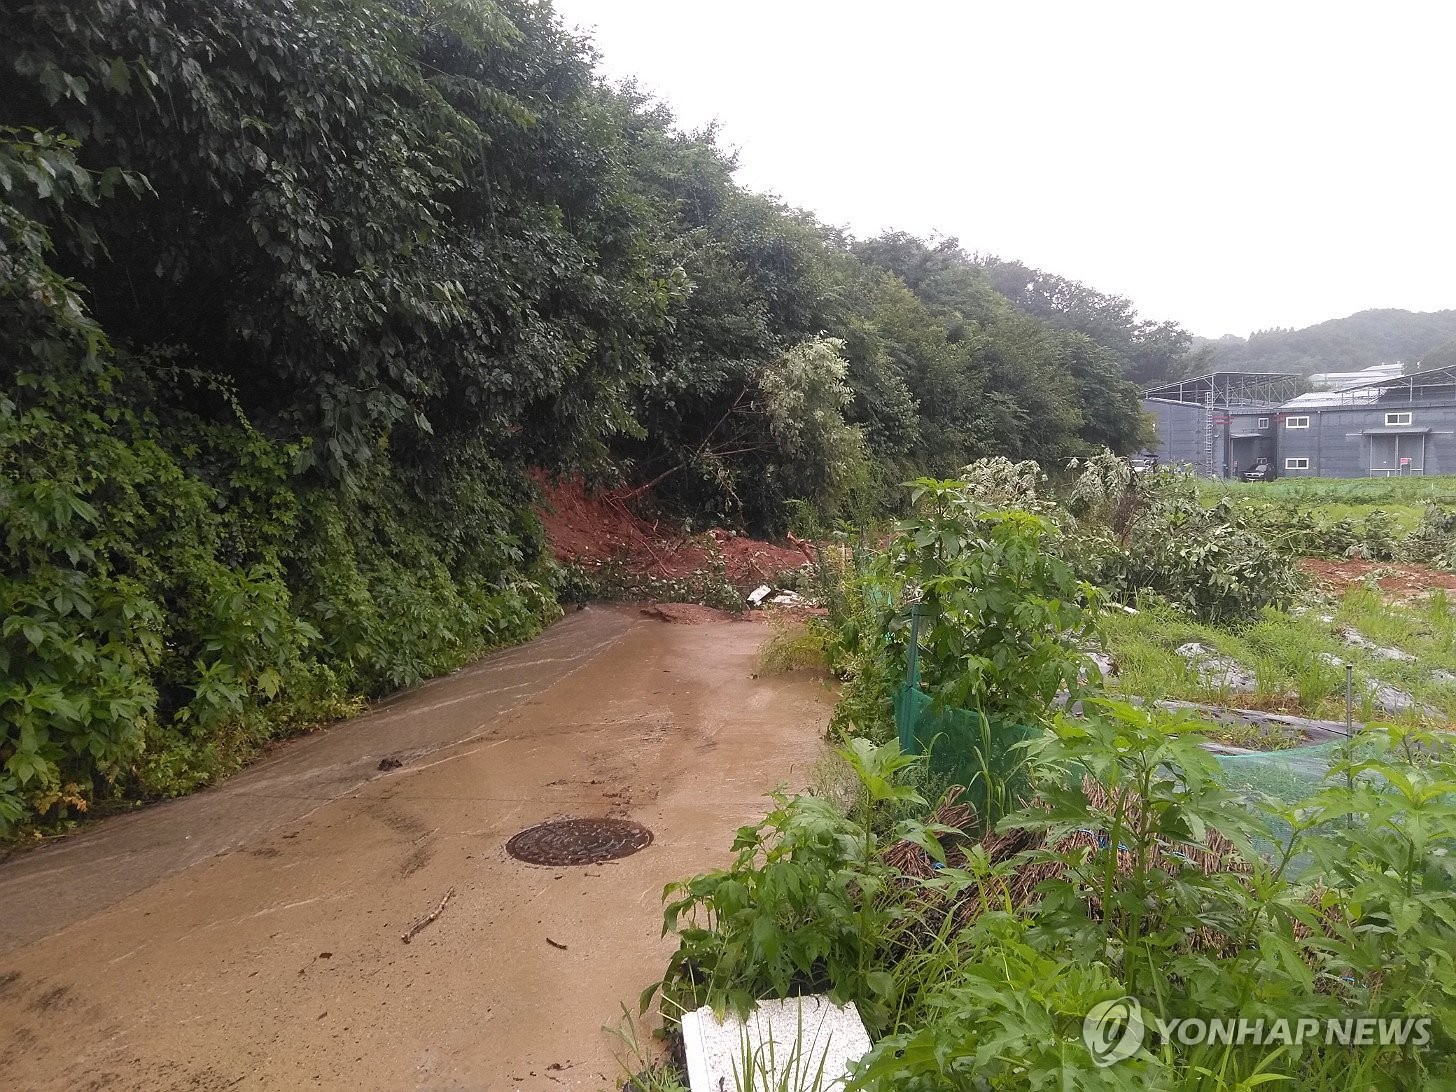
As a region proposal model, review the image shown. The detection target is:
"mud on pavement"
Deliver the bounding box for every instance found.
[0,605,834,1091]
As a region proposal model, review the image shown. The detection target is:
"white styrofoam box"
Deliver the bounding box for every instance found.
[681,994,872,1091]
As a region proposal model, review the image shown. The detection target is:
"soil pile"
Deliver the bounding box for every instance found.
[534,475,812,590]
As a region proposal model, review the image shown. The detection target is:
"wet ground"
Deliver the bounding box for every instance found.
[0,606,833,1090]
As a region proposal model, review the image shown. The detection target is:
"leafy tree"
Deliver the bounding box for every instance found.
[978,255,1195,385]
[857,235,1152,459]
[758,337,869,518]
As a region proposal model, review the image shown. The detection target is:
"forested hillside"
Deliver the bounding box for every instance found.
[1,0,1166,830]
[973,255,1197,385]
[1200,308,1456,375]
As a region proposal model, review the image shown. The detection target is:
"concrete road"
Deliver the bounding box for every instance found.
[0,606,833,1091]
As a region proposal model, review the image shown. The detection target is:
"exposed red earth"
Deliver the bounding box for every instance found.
[533,474,813,590]
[1301,557,1456,599]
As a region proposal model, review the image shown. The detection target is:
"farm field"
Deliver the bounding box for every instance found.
[1146,478,1456,735]
[1100,571,1456,730]
[1203,473,1456,530]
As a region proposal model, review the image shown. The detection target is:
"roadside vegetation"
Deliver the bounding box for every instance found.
[637,462,1456,1089]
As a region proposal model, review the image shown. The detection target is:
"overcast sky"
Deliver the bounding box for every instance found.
[551,1,1454,339]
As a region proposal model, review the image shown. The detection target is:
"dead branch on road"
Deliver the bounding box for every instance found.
[401,886,455,944]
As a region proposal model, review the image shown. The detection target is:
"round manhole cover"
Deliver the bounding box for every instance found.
[505,818,654,866]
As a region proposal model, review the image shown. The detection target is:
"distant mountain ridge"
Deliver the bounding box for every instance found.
[1196,309,1456,377]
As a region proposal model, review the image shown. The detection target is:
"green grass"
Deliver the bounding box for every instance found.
[757,619,834,675]
[1201,475,1456,532]
[1202,474,1456,506]
[1099,590,1456,726]
[1295,500,1423,531]
[1100,597,1338,712]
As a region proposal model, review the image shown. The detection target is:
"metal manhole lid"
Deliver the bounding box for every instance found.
[505,817,653,866]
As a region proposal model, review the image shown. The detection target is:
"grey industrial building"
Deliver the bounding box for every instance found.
[1143,366,1456,479]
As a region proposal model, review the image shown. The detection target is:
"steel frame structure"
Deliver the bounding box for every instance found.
[1142,372,1302,408]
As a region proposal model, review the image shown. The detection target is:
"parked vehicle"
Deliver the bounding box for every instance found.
[1130,451,1159,474]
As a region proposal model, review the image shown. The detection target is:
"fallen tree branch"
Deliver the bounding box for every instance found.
[401,886,456,944]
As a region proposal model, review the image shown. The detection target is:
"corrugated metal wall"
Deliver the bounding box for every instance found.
[1277,405,1456,477]
[1146,398,1219,471]
[1144,398,1456,479]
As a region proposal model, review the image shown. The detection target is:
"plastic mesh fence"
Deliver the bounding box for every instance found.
[1213,741,1349,803]
[894,605,1039,826]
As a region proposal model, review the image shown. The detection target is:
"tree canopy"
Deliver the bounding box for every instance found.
[1,0,1162,828]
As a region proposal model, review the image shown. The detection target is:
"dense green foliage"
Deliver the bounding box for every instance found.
[1082,476,1303,623]
[1,1,1178,829]
[889,480,1094,718]
[826,471,1096,741]
[1200,308,1456,377]
[977,255,1197,386]
[849,712,1456,1090]
[616,155,1158,529]
[818,460,1308,789]
[1,0,603,829]
[653,501,1456,1089]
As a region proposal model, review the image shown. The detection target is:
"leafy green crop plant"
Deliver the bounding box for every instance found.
[848,705,1456,1089]
[650,739,963,1037]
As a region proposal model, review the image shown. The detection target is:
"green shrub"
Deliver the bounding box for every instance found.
[0,365,558,832]
[828,475,1096,745]
[1403,503,1456,564]
[851,706,1456,1089]
[757,619,833,675]
[650,738,942,1033]
[0,382,165,825]
[1079,470,1302,623]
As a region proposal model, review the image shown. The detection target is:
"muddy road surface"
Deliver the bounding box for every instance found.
[0,606,833,1090]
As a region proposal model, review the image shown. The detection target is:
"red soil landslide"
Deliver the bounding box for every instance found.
[534,475,812,589]
[1301,557,1456,599]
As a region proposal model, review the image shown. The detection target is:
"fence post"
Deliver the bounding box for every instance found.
[1344,663,1354,735]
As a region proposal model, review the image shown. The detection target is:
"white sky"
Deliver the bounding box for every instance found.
[551,0,1455,338]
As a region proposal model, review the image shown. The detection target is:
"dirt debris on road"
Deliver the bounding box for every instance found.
[0,606,833,1091]
[637,602,742,625]
[535,474,813,589]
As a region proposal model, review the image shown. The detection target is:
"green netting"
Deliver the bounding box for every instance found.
[895,605,1040,825]
[1212,743,1350,856]
[1213,741,1348,804]
[1213,737,1455,885]
[890,599,1443,855]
